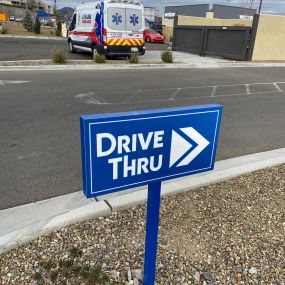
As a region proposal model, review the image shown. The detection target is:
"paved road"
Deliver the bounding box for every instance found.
[0,37,170,61]
[1,67,285,210]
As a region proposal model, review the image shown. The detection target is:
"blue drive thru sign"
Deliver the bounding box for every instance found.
[80,104,223,198]
[80,104,223,285]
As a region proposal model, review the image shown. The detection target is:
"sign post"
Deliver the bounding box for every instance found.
[144,182,161,285]
[80,104,223,285]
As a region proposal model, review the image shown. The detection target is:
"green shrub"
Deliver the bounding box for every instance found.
[161,47,174,63]
[56,20,62,36]
[94,54,106,63]
[0,26,8,34]
[129,52,139,64]
[23,11,33,32]
[33,17,41,34]
[51,48,67,64]
[33,271,42,282]
[34,255,110,285]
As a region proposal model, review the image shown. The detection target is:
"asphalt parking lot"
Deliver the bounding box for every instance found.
[1,67,285,209]
[0,37,171,61]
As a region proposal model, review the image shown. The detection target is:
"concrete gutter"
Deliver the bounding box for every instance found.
[1,148,285,255]
[0,34,65,40]
[1,61,285,72]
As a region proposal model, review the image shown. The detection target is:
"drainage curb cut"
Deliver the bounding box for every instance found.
[1,148,285,254]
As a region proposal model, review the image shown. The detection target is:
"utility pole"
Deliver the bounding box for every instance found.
[258,0,263,13]
[225,0,231,6]
[54,0,57,16]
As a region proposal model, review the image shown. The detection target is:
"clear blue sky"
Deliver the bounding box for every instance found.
[49,0,285,15]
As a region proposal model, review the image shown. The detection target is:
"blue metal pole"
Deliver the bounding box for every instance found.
[143,182,162,285]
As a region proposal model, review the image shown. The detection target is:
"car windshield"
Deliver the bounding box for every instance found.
[147,29,158,34]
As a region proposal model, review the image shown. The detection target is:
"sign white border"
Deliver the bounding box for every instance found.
[87,110,220,195]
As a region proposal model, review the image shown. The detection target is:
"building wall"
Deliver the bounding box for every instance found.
[162,17,174,40]
[162,17,174,28]
[177,15,253,27]
[0,5,29,17]
[213,4,256,19]
[144,7,156,23]
[0,0,12,4]
[162,15,252,41]
[165,4,209,18]
[252,14,285,61]
[0,0,52,14]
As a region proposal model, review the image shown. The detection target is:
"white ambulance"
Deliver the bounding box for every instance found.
[68,0,145,57]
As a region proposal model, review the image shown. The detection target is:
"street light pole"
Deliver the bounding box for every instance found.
[258,0,263,13]
[54,0,57,16]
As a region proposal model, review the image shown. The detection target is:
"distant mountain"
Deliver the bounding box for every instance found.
[57,7,74,17]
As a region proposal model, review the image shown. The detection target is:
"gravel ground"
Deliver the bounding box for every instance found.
[0,165,284,285]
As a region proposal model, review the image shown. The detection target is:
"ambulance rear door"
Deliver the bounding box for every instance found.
[106,2,144,47]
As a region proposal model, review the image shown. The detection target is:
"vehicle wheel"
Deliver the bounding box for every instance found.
[92,46,98,58]
[68,40,76,53]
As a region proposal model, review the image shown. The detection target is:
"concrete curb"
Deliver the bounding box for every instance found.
[0,34,65,40]
[1,62,285,72]
[1,148,285,254]
[105,148,285,211]
[0,192,111,254]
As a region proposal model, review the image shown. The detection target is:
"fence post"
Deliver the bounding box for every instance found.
[247,13,260,61]
[200,27,207,57]
[172,15,178,51]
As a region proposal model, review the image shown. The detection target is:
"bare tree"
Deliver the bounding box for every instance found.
[26,0,37,11]
[244,0,256,8]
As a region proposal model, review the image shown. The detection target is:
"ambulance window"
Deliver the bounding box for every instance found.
[107,8,126,31]
[126,9,142,31]
[69,13,76,30]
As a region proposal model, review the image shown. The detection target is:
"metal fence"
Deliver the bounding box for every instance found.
[172,19,253,61]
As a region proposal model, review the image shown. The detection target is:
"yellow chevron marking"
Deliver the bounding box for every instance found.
[107,38,144,46]
[117,39,123,45]
[110,38,118,45]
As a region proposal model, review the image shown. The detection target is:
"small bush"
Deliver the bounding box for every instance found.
[51,48,67,64]
[94,54,106,64]
[129,52,139,64]
[23,11,33,32]
[161,47,174,63]
[33,17,41,34]
[0,26,8,34]
[33,272,42,282]
[35,254,110,285]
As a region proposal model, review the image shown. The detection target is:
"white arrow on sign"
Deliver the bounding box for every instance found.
[169,127,210,168]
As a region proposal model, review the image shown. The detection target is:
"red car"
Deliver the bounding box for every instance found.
[143,29,165,43]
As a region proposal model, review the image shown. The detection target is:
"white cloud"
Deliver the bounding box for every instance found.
[49,0,285,15]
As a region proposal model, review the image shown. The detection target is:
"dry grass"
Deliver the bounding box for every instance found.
[2,22,56,37]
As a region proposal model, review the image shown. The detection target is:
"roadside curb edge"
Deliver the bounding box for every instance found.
[0,148,285,254]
